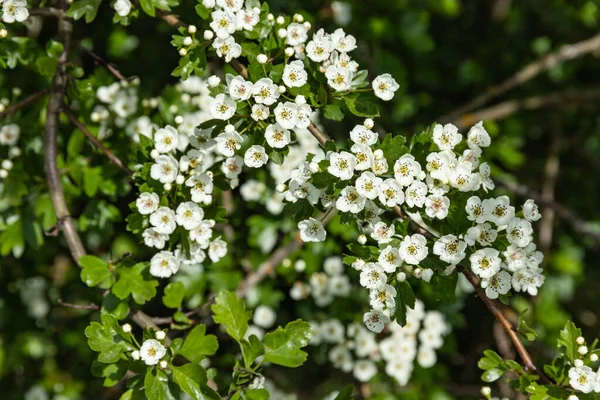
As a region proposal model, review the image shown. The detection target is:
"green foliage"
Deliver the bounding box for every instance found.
[112,262,159,304]
[66,0,102,23]
[212,291,250,342]
[262,320,311,367]
[394,280,416,327]
[177,325,219,363]
[85,314,133,363]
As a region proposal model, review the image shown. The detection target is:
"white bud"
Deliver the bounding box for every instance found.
[252,7,260,13]
[181,93,191,103]
[9,147,21,158]
[206,171,214,178]
[318,66,326,73]
[131,77,140,86]
[122,323,132,333]
[277,28,287,38]
[568,395,579,400]
[577,336,585,345]
[174,115,184,125]
[0,104,4,113]
[575,359,584,368]
[202,0,215,8]
[188,25,197,34]
[159,360,168,369]
[357,234,367,245]
[176,175,185,185]
[591,353,598,362]
[282,258,292,268]
[0,98,8,105]
[293,14,304,23]
[308,161,319,172]
[579,346,588,355]
[149,98,160,108]
[397,272,406,282]
[150,149,160,159]
[276,183,287,193]
[183,36,193,46]
[294,259,306,272]
[267,13,274,21]
[364,118,374,129]
[203,30,214,40]
[179,159,189,172]
[276,16,285,25]
[0,169,8,179]
[278,85,286,94]
[119,80,129,88]
[131,350,140,360]
[303,21,311,30]
[413,267,422,279]
[179,48,187,56]
[256,54,268,64]
[169,104,179,113]
[155,331,166,340]
[0,29,7,39]
[285,47,295,57]
[295,95,306,105]
[12,87,22,96]
[90,112,101,122]
[163,183,172,191]
[480,387,491,396]
[208,75,220,87]
[373,149,384,160]
[224,124,235,133]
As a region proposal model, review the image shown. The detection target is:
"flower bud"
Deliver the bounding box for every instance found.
[293,14,304,23]
[150,149,160,159]
[179,48,187,56]
[276,16,285,25]
[131,77,140,86]
[373,149,384,160]
[579,346,588,355]
[121,323,132,333]
[277,28,287,38]
[176,175,185,185]
[480,387,491,397]
[256,54,268,64]
[9,147,21,158]
[413,267,422,279]
[0,169,8,179]
[267,13,274,21]
[149,98,160,108]
[168,104,178,113]
[174,115,184,125]
[208,75,220,87]
[575,359,584,367]
[183,36,193,46]
[282,258,292,267]
[357,234,367,245]
[188,25,197,34]
[285,47,294,57]
[364,118,374,129]
[278,85,286,94]
[181,93,191,103]
[568,395,579,400]
[206,171,214,178]
[224,124,235,133]
[0,29,7,39]
[397,272,406,282]
[294,259,306,272]
[203,30,214,40]
[131,350,140,360]
[202,0,215,8]
[303,21,311,30]
[155,331,166,340]
[163,183,172,191]
[295,95,306,105]
[591,353,598,362]
[159,360,168,369]
[12,87,21,96]
[90,112,101,122]
[276,183,287,193]
[308,161,319,172]
[0,104,4,113]
[577,336,585,345]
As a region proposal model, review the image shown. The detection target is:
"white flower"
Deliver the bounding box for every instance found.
[274,102,298,129]
[433,235,466,265]
[350,125,377,146]
[0,124,20,145]
[306,29,333,62]
[351,143,374,171]
[150,155,178,183]
[372,73,399,101]
[512,268,545,296]
[229,75,253,100]
[450,162,479,192]
[142,228,169,249]
[371,221,395,243]
[332,51,358,72]
[329,275,351,297]
[469,248,501,279]
[331,28,357,53]
[265,123,291,149]
[378,179,405,207]
[175,201,204,230]
[97,82,120,103]
[212,36,242,61]
[208,238,228,262]
[465,196,490,223]
[378,246,402,273]
[295,103,313,129]
[244,145,268,168]
[399,234,429,265]
[283,60,308,87]
[149,207,177,235]
[320,319,345,343]
[136,192,160,215]
[253,305,276,329]
[150,251,180,278]
[369,284,397,310]
[404,181,428,208]
[523,199,542,222]
[236,7,260,30]
[467,121,491,148]
[221,155,243,178]
[506,218,533,247]
[336,186,366,213]
[481,271,512,299]
[356,171,382,200]
[252,78,280,105]
[185,174,214,204]
[154,125,179,153]
[323,256,343,276]
[210,94,237,120]
[485,195,515,226]
[210,10,237,38]
[190,220,215,246]
[353,359,377,382]
[114,0,132,17]
[286,23,308,46]
[298,218,326,242]
[140,339,167,365]
[363,310,390,333]
[426,151,454,183]
[328,151,357,180]
[2,0,29,23]
[325,65,353,91]
[216,0,243,12]
[251,104,270,121]
[425,194,450,219]
[479,162,495,192]
[359,263,387,289]
[502,244,529,271]
[569,366,596,393]
[394,154,424,187]
[465,223,498,246]
[432,123,462,150]
[215,130,243,157]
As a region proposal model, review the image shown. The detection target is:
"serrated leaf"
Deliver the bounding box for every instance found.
[557,320,582,363]
[85,314,133,363]
[323,104,345,121]
[178,325,219,363]
[241,335,265,367]
[430,272,458,304]
[212,291,250,342]
[80,255,113,288]
[112,263,158,305]
[263,320,311,368]
[311,172,338,189]
[394,280,415,327]
[145,368,178,400]
[482,368,505,382]
[344,92,380,117]
[65,0,101,23]
[163,282,185,309]
[171,364,220,400]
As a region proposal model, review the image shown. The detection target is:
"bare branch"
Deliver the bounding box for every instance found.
[0,89,49,118]
[58,299,100,310]
[79,45,129,82]
[441,32,600,122]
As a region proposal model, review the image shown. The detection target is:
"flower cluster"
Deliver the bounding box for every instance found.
[567,335,600,395]
[2,0,29,24]
[289,256,351,306]
[309,300,449,385]
[0,123,21,179]
[94,80,140,139]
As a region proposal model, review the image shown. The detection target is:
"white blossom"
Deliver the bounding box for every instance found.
[481,271,512,299]
[467,121,491,148]
[265,123,291,148]
[336,186,366,213]
[328,151,357,180]
[469,248,501,279]
[212,36,242,61]
[282,60,308,87]
[210,10,237,38]
[154,126,179,153]
[424,194,450,219]
[350,125,377,146]
[522,199,542,222]
[0,124,20,145]
[149,207,177,235]
[363,309,390,333]
[244,145,268,168]
[252,78,280,105]
[142,228,168,249]
[378,179,405,207]
[136,192,160,215]
[210,94,237,120]
[2,0,29,23]
[274,102,298,129]
[215,131,243,157]
[298,218,326,242]
[372,73,399,101]
[186,173,214,204]
[175,201,204,230]
[150,251,180,278]
[433,235,466,265]
[355,171,382,200]
[506,218,533,247]
[432,123,462,150]
[229,75,254,101]
[140,339,167,365]
[399,234,429,265]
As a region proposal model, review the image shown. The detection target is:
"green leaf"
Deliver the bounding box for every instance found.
[429,272,458,304]
[211,291,250,342]
[139,0,178,17]
[344,93,380,117]
[557,320,582,363]
[112,262,158,305]
[65,0,102,23]
[311,172,338,189]
[91,360,128,387]
[85,314,132,363]
[241,335,265,367]
[36,56,58,77]
[517,316,538,341]
[178,325,219,363]
[163,282,185,309]
[145,369,177,400]
[378,134,408,166]
[482,368,505,382]
[269,63,284,83]
[394,280,416,327]
[242,389,269,400]
[323,104,345,121]
[334,385,355,400]
[80,255,113,288]
[263,320,311,368]
[171,364,220,400]
[195,4,210,19]
[478,350,505,371]
[45,40,64,57]
[83,167,103,197]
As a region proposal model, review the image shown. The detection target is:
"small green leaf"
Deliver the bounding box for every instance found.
[145,368,177,400]
[344,92,380,117]
[482,368,505,382]
[241,335,265,367]
[323,104,345,121]
[171,364,220,400]
[430,272,458,304]
[80,255,113,288]
[85,314,133,363]
[334,385,355,400]
[178,325,219,363]
[65,0,102,23]
[311,172,338,189]
[557,320,582,363]
[36,56,58,77]
[394,280,416,327]
[163,282,185,309]
[112,263,158,305]
[211,291,250,342]
[263,320,311,368]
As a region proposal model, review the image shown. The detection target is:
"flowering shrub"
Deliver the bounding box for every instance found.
[1,0,598,399]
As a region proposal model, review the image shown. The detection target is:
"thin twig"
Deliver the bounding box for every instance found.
[79,45,129,82]
[29,7,64,17]
[441,32,600,123]
[538,127,561,256]
[58,299,100,310]
[0,89,50,117]
[63,107,133,175]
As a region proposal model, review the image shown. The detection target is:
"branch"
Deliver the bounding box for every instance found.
[0,89,49,117]
[63,107,133,175]
[58,299,100,310]
[79,45,129,82]
[29,7,64,17]
[451,88,600,129]
[441,32,600,123]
